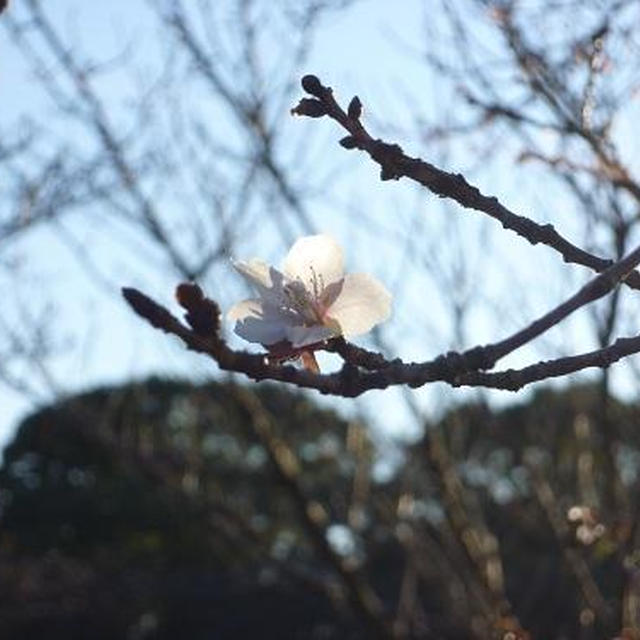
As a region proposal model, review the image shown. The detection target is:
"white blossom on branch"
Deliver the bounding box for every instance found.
[228,234,392,349]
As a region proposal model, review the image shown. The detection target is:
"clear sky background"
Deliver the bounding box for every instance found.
[2,0,638,457]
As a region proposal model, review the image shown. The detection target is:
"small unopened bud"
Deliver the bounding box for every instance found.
[175,282,204,310]
[185,299,221,336]
[339,136,358,150]
[347,96,362,120]
[301,74,324,97]
[175,282,220,336]
[291,98,327,118]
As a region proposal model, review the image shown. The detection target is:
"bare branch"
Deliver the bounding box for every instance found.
[292,74,640,291]
[122,226,640,396]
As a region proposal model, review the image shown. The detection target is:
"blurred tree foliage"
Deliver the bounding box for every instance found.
[2,379,640,638]
[0,379,367,638]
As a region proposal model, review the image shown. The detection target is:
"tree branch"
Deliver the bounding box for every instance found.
[122,241,640,397]
[292,74,640,291]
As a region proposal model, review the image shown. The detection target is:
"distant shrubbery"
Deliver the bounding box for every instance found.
[1,380,638,638]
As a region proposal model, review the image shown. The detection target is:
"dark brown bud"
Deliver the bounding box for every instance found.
[185,299,221,336]
[290,98,327,118]
[339,136,358,149]
[347,96,362,120]
[175,282,204,310]
[301,74,324,97]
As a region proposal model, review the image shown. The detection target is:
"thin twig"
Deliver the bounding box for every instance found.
[292,75,640,291]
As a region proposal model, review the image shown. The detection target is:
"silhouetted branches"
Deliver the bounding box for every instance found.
[123,215,640,395]
[292,74,640,291]
[125,71,640,396]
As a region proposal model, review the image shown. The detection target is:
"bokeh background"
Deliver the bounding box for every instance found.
[2,1,640,638]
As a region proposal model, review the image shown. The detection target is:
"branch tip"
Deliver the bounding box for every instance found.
[301,74,324,97]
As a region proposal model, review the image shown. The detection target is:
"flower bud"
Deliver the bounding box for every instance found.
[301,74,324,97]
[175,283,204,310]
[339,136,358,150]
[347,96,362,120]
[290,98,328,118]
[186,299,221,336]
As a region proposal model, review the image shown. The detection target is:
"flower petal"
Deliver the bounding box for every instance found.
[227,298,295,345]
[232,259,272,289]
[227,298,262,322]
[233,259,288,304]
[287,324,339,348]
[326,273,392,337]
[283,234,344,291]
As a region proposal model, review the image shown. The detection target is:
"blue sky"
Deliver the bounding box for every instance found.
[2,0,637,455]
[0,0,430,445]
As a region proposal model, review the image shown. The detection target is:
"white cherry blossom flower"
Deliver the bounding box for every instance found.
[228,234,392,349]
